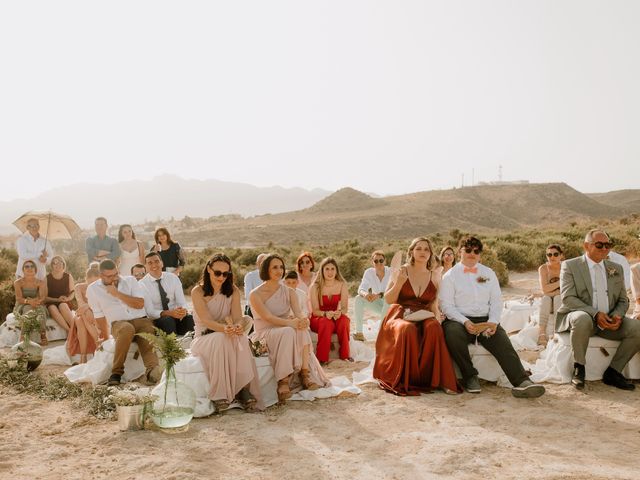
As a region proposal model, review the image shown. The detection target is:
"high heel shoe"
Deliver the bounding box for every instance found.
[277,377,292,402]
[300,369,320,391]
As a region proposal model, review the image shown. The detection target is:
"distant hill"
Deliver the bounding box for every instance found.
[587,189,640,214]
[175,182,626,247]
[0,175,331,233]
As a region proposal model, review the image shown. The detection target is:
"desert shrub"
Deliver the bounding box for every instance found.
[479,249,509,287]
[338,252,366,282]
[64,251,88,280]
[0,280,15,324]
[180,264,202,292]
[0,257,15,283]
[1,248,18,264]
[235,248,262,267]
[492,241,536,272]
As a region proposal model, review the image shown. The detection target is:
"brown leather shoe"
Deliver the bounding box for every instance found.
[300,369,320,391]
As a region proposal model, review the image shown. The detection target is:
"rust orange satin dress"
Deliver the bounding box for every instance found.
[373,279,461,395]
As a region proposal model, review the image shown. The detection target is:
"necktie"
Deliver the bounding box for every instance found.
[463,266,478,274]
[593,264,609,313]
[156,279,170,311]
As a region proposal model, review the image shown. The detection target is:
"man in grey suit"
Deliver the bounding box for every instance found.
[556,229,640,390]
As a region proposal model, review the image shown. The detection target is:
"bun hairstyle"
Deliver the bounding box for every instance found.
[86,262,100,281]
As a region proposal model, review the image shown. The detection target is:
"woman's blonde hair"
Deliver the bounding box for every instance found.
[313,257,346,307]
[407,237,437,270]
[86,262,100,281]
[51,255,66,270]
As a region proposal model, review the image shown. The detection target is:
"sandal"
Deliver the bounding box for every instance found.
[236,388,258,413]
[213,399,230,413]
[537,333,548,347]
[277,376,292,402]
[352,332,366,342]
[300,369,320,391]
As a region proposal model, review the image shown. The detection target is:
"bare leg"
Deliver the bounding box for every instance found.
[58,303,75,330]
[96,317,109,343]
[75,317,89,363]
[48,305,70,332]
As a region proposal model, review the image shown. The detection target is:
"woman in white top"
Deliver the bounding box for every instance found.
[118,224,145,277]
[295,251,316,294]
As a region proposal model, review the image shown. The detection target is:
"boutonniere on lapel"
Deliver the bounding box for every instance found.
[477,276,490,284]
[606,267,618,278]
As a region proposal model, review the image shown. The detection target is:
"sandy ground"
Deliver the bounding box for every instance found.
[2,271,640,480]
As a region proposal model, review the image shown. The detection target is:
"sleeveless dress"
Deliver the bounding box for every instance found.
[373,279,460,395]
[252,284,329,389]
[15,284,48,334]
[190,293,264,408]
[119,244,141,277]
[309,293,351,362]
[46,273,72,308]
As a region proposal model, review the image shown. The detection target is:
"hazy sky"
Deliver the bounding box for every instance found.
[1,1,639,201]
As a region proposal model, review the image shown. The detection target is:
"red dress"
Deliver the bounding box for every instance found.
[373,279,460,395]
[310,294,351,362]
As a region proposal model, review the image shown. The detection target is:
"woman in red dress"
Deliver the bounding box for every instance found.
[373,237,461,395]
[309,257,352,364]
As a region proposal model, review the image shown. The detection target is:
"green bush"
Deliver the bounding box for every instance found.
[337,252,366,282]
[180,264,202,292]
[0,280,15,324]
[479,249,509,287]
[0,257,15,283]
[1,248,18,264]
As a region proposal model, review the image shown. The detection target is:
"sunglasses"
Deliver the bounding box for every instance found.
[373,259,385,264]
[23,264,36,269]
[546,252,560,258]
[463,247,481,255]
[212,270,230,278]
[26,224,39,229]
[591,242,613,250]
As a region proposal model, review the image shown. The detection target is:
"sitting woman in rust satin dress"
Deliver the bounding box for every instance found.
[373,237,461,396]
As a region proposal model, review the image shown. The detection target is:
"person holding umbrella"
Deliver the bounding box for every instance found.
[15,218,53,281]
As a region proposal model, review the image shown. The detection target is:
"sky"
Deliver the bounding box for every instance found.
[1,1,639,201]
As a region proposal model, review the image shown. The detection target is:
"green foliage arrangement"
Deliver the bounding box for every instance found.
[136,327,187,372]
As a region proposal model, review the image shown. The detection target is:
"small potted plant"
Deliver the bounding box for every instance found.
[11,307,47,371]
[111,387,157,431]
[137,328,196,430]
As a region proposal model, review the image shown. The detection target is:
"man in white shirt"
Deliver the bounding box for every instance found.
[243,253,267,317]
[87,259,160,386]
[556,229,640,390]
[140,252,194,335]
[440,236,545,398]
[353,250,391,341]
[15,218,53,280]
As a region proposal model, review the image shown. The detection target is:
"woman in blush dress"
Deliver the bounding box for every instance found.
[190,253,263,413]
[537,244,564,347]
[296,252,316,295]
[118,224,145,277]
[309,257,352,364]
[250,254,328,402]
[151,227,185,276]
[45,256,75,333]
[373,237,461,396]
[66,263,109,363]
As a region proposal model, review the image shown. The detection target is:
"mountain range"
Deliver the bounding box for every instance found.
[0,175,330,234]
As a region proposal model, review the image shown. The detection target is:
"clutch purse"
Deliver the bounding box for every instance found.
[403,309,435,322]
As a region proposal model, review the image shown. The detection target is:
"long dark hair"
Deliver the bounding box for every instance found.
[200,253,234,297]
[118,224,137,243]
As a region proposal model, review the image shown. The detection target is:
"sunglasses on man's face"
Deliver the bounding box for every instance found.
[546,252,560,258]
[212,270,230,278]
[27,224,39,229]
[591,242,613,250]
[23,264,36,269]
[463,247,481,255]
[373,259,385,264]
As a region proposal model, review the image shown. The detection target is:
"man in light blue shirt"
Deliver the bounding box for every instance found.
[85,217,121,263]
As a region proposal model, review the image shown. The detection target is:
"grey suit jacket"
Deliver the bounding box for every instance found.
[555,255,628,333]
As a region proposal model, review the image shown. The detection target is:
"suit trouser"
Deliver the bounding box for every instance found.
[566,312,640,372]
[353,297,389,333]
[154,314,195,336]
[111,317,159,376]
[442,317,529,387]
[539,295,561,330]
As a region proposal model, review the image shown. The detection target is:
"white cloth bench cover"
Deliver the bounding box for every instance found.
[64,339,145,385]
[530,332,640,383]
[0,312,68,347]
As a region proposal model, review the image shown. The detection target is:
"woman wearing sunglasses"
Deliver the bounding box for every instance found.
[14,260,49,345]
[295,251,316,295]
[45,255,75,333]
[537,244,564,347]
[190,254,263,413]
[250,254,328,402]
